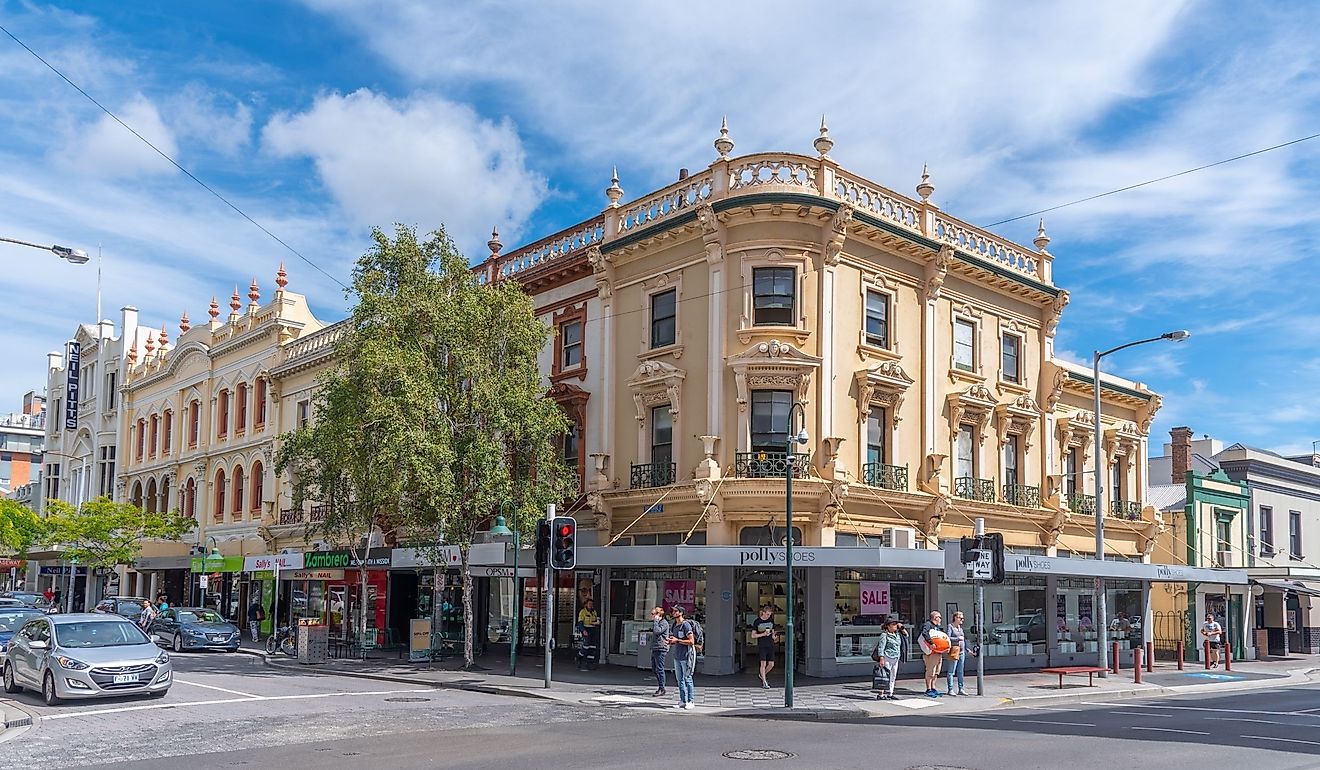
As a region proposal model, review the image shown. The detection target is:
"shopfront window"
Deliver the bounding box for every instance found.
[1055,578,1098,653]
[833,569,926,663]
[607,568,705,657]
[1107,580,1144,650]
[942,577,1045,658]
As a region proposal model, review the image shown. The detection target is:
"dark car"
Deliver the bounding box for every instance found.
[149,607,241,653]
[2,592,52,610]
[0,607,45,663]
[93,597,151,622]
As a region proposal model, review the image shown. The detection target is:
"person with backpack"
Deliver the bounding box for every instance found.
[668,605,697,709]
[871,615,906,700]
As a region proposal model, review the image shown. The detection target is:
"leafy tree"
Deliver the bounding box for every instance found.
[277,225,573,667]
[0,498,45,556]
[41,497,195,589]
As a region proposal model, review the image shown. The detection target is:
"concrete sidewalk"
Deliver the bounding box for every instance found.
[236,645,1320,720]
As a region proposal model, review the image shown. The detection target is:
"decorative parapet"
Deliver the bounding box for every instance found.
[271,319,347,376]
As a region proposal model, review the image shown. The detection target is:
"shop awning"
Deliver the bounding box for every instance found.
[1252,579,1320,597]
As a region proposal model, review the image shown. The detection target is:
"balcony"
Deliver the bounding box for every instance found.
[309,504,329,524]
[1068,493,1096,515]
[278,508,303,525]
[735,451,810,479]
[1109,500,1143,521]
[954,477,996,503]
[861,463,908,492]
[630,462,677,489]
[1002,483,1042,508]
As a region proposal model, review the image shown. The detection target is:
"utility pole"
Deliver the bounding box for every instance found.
[975,517,986,696]
[543,503,555,689]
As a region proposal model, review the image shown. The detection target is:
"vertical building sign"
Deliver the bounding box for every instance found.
[64,341,81,430]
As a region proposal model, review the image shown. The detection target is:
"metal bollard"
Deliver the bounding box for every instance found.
[1177,640,1184,670]
[1204,640,1211,670]
[1111,641,1121,673]
[1133,648,1143,684]
[1145,641,1154,673]
[1224,642,1232,672]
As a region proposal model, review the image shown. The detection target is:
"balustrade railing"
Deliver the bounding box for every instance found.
[308,504,329,524]
[931,214,1040,279]
[833,170,921,233]
[278,508,303,525]
[735,451,810,480]
[1109,500,1143,521]
[494,216,605,280]
[1003,483,1042,508]
[1068,493,1097,515]
[861,463,909,492]
[616,172,714,235]
[727,154,817,193]
[954,476,996,503]
[281,320,347,364]
[630,462,677,489]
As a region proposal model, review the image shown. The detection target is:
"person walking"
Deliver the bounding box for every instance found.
[247,597,265,643]
[669,606,696,710]
[872,616,906,700]
[649,606,671,696]
[918,610,949,697]
[945,611,969,696]
[1201,611,1224,668]
[750,605,777,689]
[138,599,158,633]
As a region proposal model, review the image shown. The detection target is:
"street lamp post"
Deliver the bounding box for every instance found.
[784,402,809,709]
[200,536,221,609]
[1093,330,1190,677]
[0,235,90,264]
[489,500,521,676]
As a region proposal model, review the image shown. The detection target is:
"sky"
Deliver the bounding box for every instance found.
[1,0,1318,456]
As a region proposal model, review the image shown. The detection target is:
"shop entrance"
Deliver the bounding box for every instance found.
[1206,592,1246,660]
[735,569,805,673]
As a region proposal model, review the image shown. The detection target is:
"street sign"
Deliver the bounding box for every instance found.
[199,575,209,590]
[971,550,994,581]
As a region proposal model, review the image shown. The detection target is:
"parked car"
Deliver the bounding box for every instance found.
[1,592,52,610]
[0,598,26,608]
[2,613,172,705]
[994,612,1047,643]
[93,597,151,622]
[0,607,45,664]
[149,607,241,653]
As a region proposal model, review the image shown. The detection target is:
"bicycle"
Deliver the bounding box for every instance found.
[265,625,298,656]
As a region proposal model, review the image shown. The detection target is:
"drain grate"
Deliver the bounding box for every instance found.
[384,696,432,703]
[723,750,795,761]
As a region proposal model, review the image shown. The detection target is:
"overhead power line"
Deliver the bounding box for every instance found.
[0,23,348,290]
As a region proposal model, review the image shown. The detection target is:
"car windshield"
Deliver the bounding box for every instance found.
[0,612,42,631]
[9,594,48,607]
[117,603,145,618]
[55,621,151,648]
[178,610,224,624]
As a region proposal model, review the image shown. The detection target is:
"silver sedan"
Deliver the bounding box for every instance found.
[2,612,172,705]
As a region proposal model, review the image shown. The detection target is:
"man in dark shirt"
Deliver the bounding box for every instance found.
[751,605,776,689]
[650,606,670,696]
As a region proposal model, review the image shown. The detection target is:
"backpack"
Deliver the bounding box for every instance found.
[685,619,705,655]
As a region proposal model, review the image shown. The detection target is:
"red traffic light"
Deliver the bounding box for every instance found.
[559,524,572,536]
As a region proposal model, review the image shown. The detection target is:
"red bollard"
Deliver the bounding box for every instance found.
[1133,648,1143,683]
[1177,640,1184,670]
[1204,640,1211,669]
[1145,641,1154,673]
[1225,642,1232,672]
[1112,641,1121,673]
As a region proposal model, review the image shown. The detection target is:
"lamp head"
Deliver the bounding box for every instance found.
[487,514,514,537]
[1162,330,1191,342]
[51,245,90,264]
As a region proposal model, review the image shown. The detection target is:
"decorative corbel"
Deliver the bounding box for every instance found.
[1045,290,1070,337]
[919,453,948,495]
[1140,510,1165,556]
[820,437,848,480]
[586,245,614,299]
[920,495,950,544]
[924,245,953,302]
[588,453,611,491]
[697,202,725,264]
[1138,394,1163,436]
[1042,473,1064,511]
[1041,508,1067,548]
[821,203,854,267]
[1045,368,1066,413]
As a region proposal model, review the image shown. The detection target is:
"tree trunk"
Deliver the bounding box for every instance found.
[461,545,475,668]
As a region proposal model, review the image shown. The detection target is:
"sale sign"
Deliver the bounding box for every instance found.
[662,580,696,612]
[860,581,890,616]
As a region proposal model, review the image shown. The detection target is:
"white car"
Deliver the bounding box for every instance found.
[2,612,172,705]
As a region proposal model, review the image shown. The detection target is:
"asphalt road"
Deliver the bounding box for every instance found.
[4,654,1320,770]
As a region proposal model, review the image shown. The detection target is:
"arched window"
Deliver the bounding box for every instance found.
[184,477,196,519]
[131,480,144,509]
[217,389,230,439]
[250,461,264,513]
[135,418,146,460]
[236,383,248,434]
[233,465,245,515]
[214,469,227,522]
[162,410,173,454]
[149,415,159,457]
[188,399,201,447]
[254,378,268,429]
[159,477,170,512]
[145,478,158,514]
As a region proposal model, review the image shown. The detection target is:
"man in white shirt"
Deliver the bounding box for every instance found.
[1200,612,1223,668]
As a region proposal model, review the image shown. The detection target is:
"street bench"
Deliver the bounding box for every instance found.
[1039,665,1108,689]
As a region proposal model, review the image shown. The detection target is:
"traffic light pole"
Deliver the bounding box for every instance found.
[974,517,986,696]
[543,503,555,689]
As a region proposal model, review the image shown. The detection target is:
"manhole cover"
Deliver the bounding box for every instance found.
[384,696,432,703]
[723,750,795,761]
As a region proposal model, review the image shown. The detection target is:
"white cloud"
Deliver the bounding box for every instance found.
[262,89,546,256]
[166,84,254,156]
[54,94,180,178]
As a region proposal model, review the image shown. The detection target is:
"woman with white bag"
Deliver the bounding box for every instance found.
[871,616,906,700]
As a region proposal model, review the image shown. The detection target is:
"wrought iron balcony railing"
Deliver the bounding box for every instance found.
[630,462,677,489]
[1068,493,1096,515]
[1003,483,1042,508]
[278,508,303,525]
[1110,500,1143,521]
[308,504,329,524]
[862,463,909,491]
[954,476,996,503]
[735,451,810,479]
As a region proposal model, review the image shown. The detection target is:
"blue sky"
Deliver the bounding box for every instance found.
[1,1,1318,455]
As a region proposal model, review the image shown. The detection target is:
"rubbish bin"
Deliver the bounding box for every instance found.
[298,622,328,664]
[636,630,652,670]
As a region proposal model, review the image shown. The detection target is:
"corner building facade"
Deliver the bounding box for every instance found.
[485,122,1243,678]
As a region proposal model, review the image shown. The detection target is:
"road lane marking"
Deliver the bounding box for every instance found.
[1108,711,1173,718]
[173,679,261,698]
[1083,702,1320,717]
[1016,719,1095,727]
[1243,735,1320,747]
[1208,717,1284,726]
[944,715,997,721]
[39,687,439,721]
[1130,727,1209,736]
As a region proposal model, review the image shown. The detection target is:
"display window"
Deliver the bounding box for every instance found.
[942,577,1046,657]
[607,568,705,656]
[833,569,926,663]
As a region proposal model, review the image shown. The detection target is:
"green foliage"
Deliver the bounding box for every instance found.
[276,224,575,665]
[0,499,45,556]
[41,497,196,568]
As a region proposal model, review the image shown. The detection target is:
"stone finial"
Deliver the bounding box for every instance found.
[714,116,735,160]
[487,226,503,258]
[916,163,935,203]
[127,343,138,366]
[179,311,191,335]
[605,167,624,207]
[1034,218,1052,252]
[229,287,241,319]
[813,115,834,158]
[158,323,169,349]
[248,278,260,310]
[275,262,288,291]
[144,331,156,356]
[208,295,220,322]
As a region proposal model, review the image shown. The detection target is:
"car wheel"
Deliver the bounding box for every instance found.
[42,671,60,706]
[173,634,183,653]
[2,663,21,694]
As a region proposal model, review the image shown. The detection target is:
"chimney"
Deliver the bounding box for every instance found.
[1170,426,1194,483]
[120,306,138,362]
[678,168,689,181]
